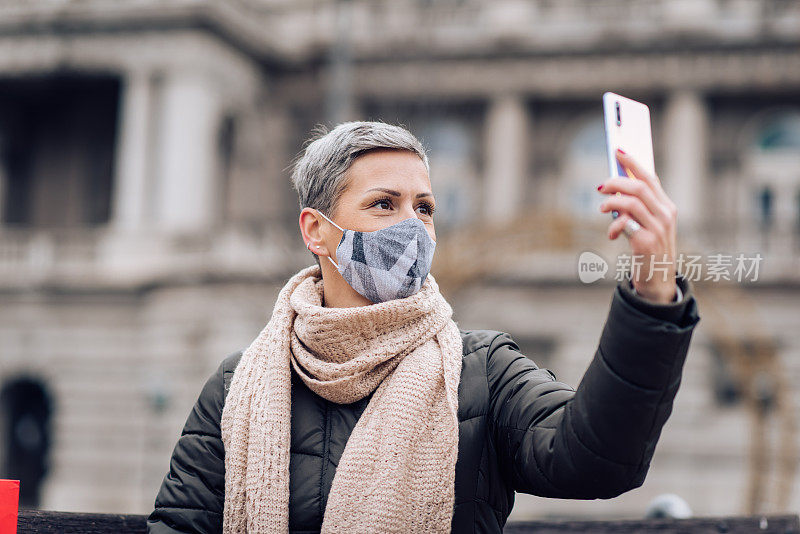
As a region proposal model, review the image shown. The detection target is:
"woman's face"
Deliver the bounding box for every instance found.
[302,148,437,262]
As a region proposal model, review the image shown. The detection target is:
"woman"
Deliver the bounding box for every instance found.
[147,121,700,533]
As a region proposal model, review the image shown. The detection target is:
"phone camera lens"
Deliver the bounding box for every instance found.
[615,102,621,126]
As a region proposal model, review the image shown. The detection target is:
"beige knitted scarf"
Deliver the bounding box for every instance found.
[220,264,463,533]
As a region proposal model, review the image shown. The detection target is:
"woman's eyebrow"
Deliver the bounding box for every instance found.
[365,187,434,199]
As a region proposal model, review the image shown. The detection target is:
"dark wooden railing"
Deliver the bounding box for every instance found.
[15,509,800,533]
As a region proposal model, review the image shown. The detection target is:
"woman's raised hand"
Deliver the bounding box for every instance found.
[597,149,678,304]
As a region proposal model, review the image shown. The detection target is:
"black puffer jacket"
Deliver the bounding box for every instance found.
[148,274,700,533]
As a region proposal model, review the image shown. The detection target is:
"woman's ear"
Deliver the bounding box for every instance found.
[299,208,331,258]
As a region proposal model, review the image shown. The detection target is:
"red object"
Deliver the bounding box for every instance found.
[597,184,604,191]
[0,480,19,534]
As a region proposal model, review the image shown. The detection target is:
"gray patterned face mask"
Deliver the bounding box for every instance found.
[316,209,437,303]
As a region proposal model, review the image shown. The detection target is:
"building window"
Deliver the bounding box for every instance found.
[0,377,53,508]
[757,185,774,231]
[217,114,236,224]
[754,113,800,152]
[417,117,478,230]
[563,116,607,218]
[0,74,120,228]
[709,341,741,407]
[795,188,800,253]
[745,110,800,254]
[709,337,778,411]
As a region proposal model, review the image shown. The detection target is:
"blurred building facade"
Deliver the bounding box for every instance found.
[0,0,799,520]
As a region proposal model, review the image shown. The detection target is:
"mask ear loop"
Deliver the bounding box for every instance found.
[315,209,343,270]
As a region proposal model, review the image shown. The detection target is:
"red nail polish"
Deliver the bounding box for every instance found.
[617,148,626,155]
[597,184,604,191]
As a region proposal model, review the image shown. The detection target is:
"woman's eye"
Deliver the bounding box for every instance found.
[370,198,434,216]
[418,203,435,216]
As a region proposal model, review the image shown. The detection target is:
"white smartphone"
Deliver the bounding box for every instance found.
[602,92,655,219]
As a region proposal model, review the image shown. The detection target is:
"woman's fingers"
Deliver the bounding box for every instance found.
[615,151,674,207]
[607,211,634,240]
[600,193,664,237]
[615,149,659,185]
[599,176,672,224]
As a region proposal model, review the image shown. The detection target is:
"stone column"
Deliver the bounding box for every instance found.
[483,93,529,225]
[111,69,154,232]
[663,90,709,240]
[154,71,221,233]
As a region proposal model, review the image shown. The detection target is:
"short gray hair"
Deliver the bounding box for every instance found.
[290,120,430,263]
